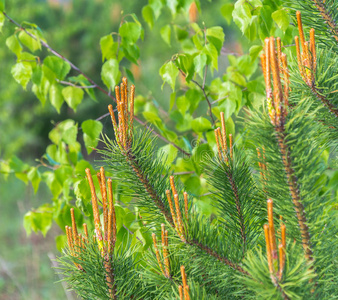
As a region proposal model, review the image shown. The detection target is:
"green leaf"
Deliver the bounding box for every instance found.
[61,86,84,111]
[176,95,189,115]
[249,45,263,61]
[101,58,121,90]
[6,34,22,57]
[55,235,67,252]
[42,171,62,198]
[169,92,176,111]
[115,205,126,232]
[142,5,154,29]
[213,98,236,121]
[9,155,30,173]
[160,25,171,46]
[192,143,213,175]
[328,171,338,189]
[186,88,203,113]
[0,11,5,32]
[0,0,5,12]
[232,1,252,34]
[142,111,161,123]
[176,54,194,82]
[150,0,163,19]
[100,34,118,62]
[206,26,225,53]
[237,55,258,77]
[23,204,53,237]
[18,29,41,52]
[221,3,234,25]
[49,119,78,146]
[32,67,50,106]
[122,43,140,64]
[69,74,97,102]
[272,9,290,32]
[174,25,189,41]
[193,53,207,79]
[82,119,103,154]
[27,167,41,194]
[159,61,179,91]
[11,62,32,90]
[204,43,218,70]
[74,179,91,216]
[167,0,178,16]
[119,22,142,45]
[44,56,71,80]
[49,83,64,113]
[158,144,178,166]
[191,117,212,133]
[185,175,202,196]
[55,165,73,187]
[171,110,192,132]
[125,68,135,83]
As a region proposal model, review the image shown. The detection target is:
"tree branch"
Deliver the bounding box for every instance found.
[312,0,338,43]
[275,127,313,262]
[3,12,191,157]
[310,85,338,118]
[57,80,96,89]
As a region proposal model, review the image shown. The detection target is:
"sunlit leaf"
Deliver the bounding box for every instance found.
[62,86,84,111]
[101,58,121,89]
[159,61,179,91]
[160,25,171,46]
[82,119,103,154]
[11,62,32,90]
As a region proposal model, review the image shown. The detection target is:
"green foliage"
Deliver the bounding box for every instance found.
[0,0,337,298]
[241,245,316,299]
[57,242,145,299]
[82,120,104,154]
[23,204,53,237]
[285,0,338,53]
[205,148,264,254]
[160,61,179,91]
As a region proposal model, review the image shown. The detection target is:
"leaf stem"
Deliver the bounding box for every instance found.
[177,68,216,125]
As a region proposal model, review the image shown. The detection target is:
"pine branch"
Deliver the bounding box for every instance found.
[186,239,248,275]
[125,151,174,228]
[285,1,338,53]
[104,80,248,277]
[258,37,317,264]
[312,0,338,43]
[310,84,338,117]
[228,172,246,247]
[275,128,312,261]
[206,119,264,255]
[293,11,338,119]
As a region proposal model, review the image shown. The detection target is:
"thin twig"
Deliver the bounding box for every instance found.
[202,65,208,89]
[134,116,191,156]
[173,171,195,175]
[211,95,230,105]
[178,68,215,125]
[3,12,191,157]
[57,80,96,89]
[211,87,247,105]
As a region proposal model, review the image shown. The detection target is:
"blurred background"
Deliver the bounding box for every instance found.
[0,0,240,298]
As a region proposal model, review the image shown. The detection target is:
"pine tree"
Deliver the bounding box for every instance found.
[56,8,338,300]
